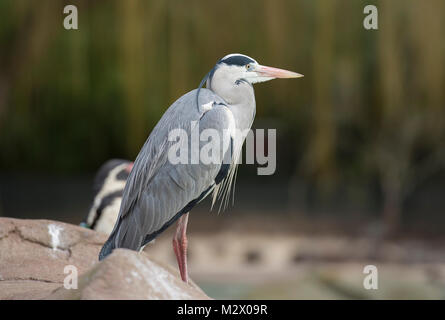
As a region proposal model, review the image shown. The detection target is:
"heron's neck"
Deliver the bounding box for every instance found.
[211,82,256,131]
[229,97,256,133]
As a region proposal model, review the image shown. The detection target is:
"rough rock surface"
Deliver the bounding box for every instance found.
[48,249,207,299]
[0,218,208,300]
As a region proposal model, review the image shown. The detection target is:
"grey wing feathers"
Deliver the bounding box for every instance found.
[99,89,234,260]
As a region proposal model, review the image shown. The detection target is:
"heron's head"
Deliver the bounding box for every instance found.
[202,53,303,104]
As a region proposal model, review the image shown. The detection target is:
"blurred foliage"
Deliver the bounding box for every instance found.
[0,0,444,226]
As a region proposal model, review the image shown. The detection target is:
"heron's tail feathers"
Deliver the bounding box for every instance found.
[98,215,144,261]
[98,231,117,260]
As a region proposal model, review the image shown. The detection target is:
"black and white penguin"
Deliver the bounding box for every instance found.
[81,159,133,235]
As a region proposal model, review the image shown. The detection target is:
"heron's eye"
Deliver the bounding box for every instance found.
[246,64,252,70]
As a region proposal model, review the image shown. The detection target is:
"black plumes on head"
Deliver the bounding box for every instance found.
[196,64,217,110]
[219,55,255,67]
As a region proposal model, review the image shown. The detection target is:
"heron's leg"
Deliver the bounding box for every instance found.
[172,230,183,279]
[172,213,189,283]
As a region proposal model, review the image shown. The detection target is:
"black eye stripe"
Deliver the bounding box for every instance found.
[220,55,255,67]
[235,79,248,85]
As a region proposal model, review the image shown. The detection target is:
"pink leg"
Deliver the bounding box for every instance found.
[172,213,189,283]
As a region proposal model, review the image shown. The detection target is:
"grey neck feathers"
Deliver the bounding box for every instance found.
[196,67,256,131]
[213,81,256,132]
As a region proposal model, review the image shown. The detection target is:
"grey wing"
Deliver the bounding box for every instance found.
[99,89,234,259]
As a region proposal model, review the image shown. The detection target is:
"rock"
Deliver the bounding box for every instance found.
[0,217,105,299]
[0,218,209,300]
[48,249,208,300]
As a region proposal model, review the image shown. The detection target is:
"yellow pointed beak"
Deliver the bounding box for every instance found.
[256,65,304,79]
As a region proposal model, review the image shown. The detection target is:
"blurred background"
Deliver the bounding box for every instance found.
[1,0,445,299]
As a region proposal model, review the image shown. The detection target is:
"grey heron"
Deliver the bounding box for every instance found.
[99,53,303,283]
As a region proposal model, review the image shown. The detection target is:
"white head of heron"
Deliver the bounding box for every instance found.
[203,53,303,104]
[220,53,303,83]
